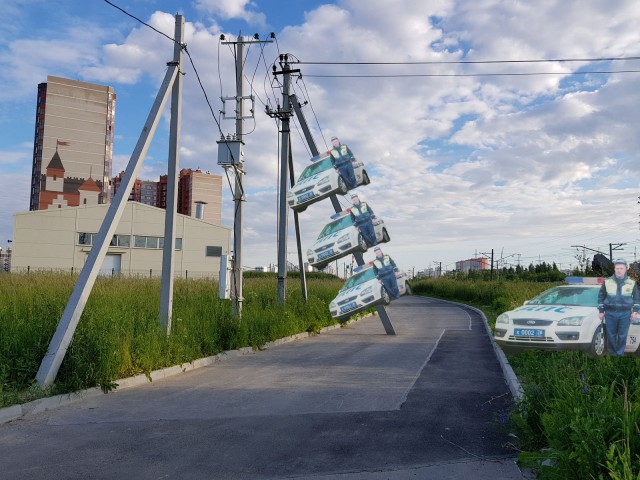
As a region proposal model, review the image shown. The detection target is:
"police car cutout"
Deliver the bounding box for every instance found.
[307,211,390,270]
[287,152,370,212]
[494,278,640,358]
[329,263,409,321]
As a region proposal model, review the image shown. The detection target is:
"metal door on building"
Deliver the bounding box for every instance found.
[99,254,121,276]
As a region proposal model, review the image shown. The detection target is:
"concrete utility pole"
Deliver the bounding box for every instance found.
[221,34,271,316]
[277,56,292,303]
[159,15,184,333]
[36,15,185,387]
[267,55,308,304]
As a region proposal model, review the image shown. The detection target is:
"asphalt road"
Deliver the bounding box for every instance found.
[0,295,530,479]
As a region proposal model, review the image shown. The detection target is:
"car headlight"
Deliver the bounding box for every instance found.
[337,233,350,243]
[360,286,373,296]
[496,313,510,324]
[557,316,585,326]
[317,176,330,185]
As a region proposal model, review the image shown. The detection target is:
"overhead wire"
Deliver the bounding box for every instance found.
[295,56,640,65]
[303,70,640,78]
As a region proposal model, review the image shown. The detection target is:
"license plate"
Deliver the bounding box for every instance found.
[340,302,357,313]
[297,192,315,202]
[514,328,545,338]
[317,249,335,260]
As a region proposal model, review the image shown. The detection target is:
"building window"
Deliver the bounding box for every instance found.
[78,232,93,245]
[206,246,222,257]
[132,236,181,250]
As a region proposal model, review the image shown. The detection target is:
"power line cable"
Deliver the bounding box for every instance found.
[304,70,640,78]
[295,56,640,65]
[296,75,328,151]
[104,0,177,44]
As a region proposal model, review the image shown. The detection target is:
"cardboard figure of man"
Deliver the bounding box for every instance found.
[329,136,357,190]
[597,259,640,356]
[373,246,400,300]
[350,193,377,248]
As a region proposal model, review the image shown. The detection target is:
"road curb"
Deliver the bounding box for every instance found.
[423,296,524,401]
[0,319,363,425]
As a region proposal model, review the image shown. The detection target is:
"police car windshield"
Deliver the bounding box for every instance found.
[341,268,375,290]
[298,157,333,181]
[527,287,599,307]
[318,215,353,238]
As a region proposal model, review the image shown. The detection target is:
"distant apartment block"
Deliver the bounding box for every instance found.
[455,257,488,272]
[112,169,222,224]
[30,76,115,210]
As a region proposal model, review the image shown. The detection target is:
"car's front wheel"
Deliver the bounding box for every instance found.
[404,282,412,295]
[381,228,390,243]
[586,325,605,358]
[381,286,391,305]
[362,170,370,185]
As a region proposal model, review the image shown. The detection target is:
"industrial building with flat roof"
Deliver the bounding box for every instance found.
[12,203,230,279]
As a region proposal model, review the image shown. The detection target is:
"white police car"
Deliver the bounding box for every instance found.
[494,279,640,358]
[329,263,410,321]
[287,152,370,212]
[307,211,390,270]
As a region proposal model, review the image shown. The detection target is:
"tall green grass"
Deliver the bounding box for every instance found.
[0,272,343,407]
[411,277,640,480]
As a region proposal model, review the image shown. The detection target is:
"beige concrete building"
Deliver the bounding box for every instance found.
[12,203,230,278]
[30,76,116,210]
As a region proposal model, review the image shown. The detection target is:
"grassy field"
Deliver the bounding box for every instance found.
[0,271,345,408]
[411,277,640,480]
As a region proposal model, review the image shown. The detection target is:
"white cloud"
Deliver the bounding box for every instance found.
[195,0,266,26]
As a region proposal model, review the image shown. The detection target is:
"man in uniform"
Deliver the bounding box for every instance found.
[372,246,400,300]
[329,136,357,190]
[350,193,377,248]
[597,259,640,356]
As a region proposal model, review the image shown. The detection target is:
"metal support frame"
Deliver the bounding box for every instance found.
[36,15,186,387]
[289,94,395,335]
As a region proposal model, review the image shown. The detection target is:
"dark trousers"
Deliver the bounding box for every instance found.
[357,220,377,247]
[605,310,631,356]
[380,272,400,299]
[337,164,358,189]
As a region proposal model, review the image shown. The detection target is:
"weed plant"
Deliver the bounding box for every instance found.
[0,272,343,407]
[411,276,640,479]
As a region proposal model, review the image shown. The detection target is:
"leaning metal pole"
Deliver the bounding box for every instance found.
[290,95,395,335]
[287,136,308,301]
[36,59,180,387]
[159,14,185,333]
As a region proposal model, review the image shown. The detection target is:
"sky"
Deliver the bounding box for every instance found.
[1,0,640,276]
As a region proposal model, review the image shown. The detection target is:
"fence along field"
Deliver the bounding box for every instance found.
[0,271,344,407]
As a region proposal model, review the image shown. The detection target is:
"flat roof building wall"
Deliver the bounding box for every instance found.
[12,203,230,279]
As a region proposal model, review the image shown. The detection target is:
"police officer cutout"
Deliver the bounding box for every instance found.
[350,193,377,248]
[597,259,640,356]
[329,136,358,190]
[373,246,400,300]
